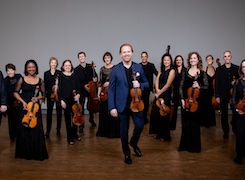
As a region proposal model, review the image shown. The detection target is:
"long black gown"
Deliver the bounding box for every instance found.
[15,77,48,160]
[149,69,172,141]
[96,66,120,138]
[199,70,216,127]
[179,70,208,152]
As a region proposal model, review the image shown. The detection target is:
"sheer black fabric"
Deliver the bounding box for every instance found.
[15,77,48,160]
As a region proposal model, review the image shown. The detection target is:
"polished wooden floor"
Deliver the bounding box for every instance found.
[0,112,245,180]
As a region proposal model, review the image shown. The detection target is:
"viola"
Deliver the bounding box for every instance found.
[87,61,100,113]
[22,86,39,128]
[185,72,200,112]
[100,74,110,102]
[156,98,170,116]
[72,90,84,126]
[50,74,59,102]
[130,72,144,112]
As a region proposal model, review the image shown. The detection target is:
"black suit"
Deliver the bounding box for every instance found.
[140,62,158,124]
[0,71,8,125]
[215,63,239,137]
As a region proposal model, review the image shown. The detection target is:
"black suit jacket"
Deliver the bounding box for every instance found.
[215,63,239,101]
[0,71,8,106]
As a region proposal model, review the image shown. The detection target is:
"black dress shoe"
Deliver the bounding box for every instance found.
[44,132,50,139]
[56,130,60,136]
[124,155,132,164]
[234,156,243,164]
[223,134,229,139]
[89,119,97,127]
[130,143,142,157]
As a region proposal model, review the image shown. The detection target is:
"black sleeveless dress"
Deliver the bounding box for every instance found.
[149,69,172,141]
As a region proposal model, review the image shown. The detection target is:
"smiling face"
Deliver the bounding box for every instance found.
[50,59,58,69]
[78,53,86,63]
[163,56,171,68]
[175,56,183,67]
[6,68,15,78]
[120,45,133,63]
[104,55,112,65]
[206,55,214,66]
[63,61,72,73]
[26,62,37,76]
[141,53,148,64]
[189,53,199,67]
[223,51,232,64]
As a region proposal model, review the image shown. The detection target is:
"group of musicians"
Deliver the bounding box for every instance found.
[0,44,245,164]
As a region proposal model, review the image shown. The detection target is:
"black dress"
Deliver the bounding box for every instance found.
[200,69,216,127]
[4,73,22,141]
[179,70,208,152]
[15,77,48,160]
[149,69,172,141]
[232,78,245,163]
[96,66,120,138]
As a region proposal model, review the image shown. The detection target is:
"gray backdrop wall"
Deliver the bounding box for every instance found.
[1,0,245,76]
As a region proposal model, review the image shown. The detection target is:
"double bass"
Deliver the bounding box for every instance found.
[22,86,39,128]
[87,61,100,113]
[72,90,84,126]
[156,98,170,116]
[50,74,59,102]
[185,72,200,112]
[130,72,144,112]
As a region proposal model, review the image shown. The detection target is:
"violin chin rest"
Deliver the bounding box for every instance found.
[22,122,29,127]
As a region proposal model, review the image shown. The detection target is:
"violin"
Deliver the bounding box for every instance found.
[87,61,100,113]
[212,58,221,110]
[72,90,84,126]
[50,74,59,102]
[22,86,39,128]
[185,72,200,112]
[156,98,170,116]
[100,74,110,102]
[236,89,245,113]
[130,72,144,112]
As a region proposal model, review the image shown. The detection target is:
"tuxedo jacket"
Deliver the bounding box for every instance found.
[215,63,239,101]
[108,62,149,113]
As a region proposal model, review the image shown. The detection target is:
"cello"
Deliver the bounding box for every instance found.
[185,72,200,112]
[156,98,170,116]
[87,61,100,113]
[130,72,144,112]
[22,86,39,128]
[72,90,84,126]
[50,74,59,102]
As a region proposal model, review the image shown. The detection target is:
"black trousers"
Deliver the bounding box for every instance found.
[119,107,144,156]
[142,89,150,123]
[46,97,62,134]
